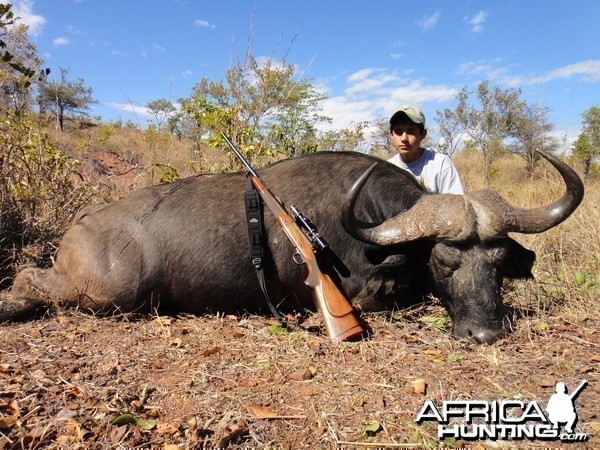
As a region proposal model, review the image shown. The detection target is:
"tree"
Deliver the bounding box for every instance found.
[573,106,600,179]
[0,4,44,115]
[0,3,37,77]
[146,98,175,129]
[509,103,559,176]
[317,121,371,153]
[37,67,97,131]
[182,52,329,170]
[434,108,466,156]
[450,81,524,185]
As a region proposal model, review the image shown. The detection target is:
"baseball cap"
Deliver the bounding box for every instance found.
[389,105,426,129]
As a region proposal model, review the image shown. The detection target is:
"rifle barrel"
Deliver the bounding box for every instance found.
[221,133,259,177]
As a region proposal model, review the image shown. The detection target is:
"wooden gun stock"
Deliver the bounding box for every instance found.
[311,270,365,341]
[249,175,363,342]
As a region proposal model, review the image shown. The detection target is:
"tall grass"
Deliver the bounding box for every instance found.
[454,151,599,324]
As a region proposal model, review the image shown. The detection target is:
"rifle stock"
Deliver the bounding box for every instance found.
[311,270,365,341]
[249,176,363,341]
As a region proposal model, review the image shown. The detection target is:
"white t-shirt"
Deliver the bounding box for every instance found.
[388,149,464,194]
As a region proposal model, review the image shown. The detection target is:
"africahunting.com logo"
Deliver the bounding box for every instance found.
[416,380,589,442]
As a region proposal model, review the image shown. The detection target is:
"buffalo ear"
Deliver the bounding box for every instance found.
[501,238,536,279]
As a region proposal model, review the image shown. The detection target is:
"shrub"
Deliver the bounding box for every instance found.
[0,113,94,285]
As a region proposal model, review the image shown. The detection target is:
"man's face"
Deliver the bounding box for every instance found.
[390,122,427,163]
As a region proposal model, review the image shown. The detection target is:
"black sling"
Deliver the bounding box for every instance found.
[243,181,285,324]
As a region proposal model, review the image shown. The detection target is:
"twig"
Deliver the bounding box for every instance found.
[19,405,42,421]
[0,432,14,445]
[565,333,600,348]
[242,415,307,421]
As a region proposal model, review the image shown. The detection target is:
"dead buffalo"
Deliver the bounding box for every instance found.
[0,150,584,343]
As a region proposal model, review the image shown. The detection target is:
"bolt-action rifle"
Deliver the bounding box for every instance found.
[222,133,363,341]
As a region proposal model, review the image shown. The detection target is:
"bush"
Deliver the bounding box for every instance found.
[0,113,94,286]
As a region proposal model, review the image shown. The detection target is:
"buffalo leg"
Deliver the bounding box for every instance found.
[0,294,44,321]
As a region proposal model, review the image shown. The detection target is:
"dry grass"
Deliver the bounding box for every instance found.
[455,151,599,320]
[46,123,227,182]
[0,145,598,449]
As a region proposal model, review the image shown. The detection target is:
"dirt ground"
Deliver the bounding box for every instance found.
[1,292,598,449]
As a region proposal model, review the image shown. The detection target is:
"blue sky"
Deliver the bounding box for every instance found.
[12,0,600,148]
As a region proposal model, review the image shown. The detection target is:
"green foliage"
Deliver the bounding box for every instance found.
[0,3,39,79]
[157,165,179,183]
[143,125,172,154]
[267,324,288,335]
[362,421,382,436]
[145,98,176,129]
[572,133,592,162]
[509,103,559,176]
[462,82,523,185]
[572,106,600,179]
[74,138,91,151]
[96,123,115,143]
[0,4,44,115]
[180,52,330,170]
[110,414,156,430]
[37,67,97,131]
[0,113,94,283]
[142,125,177,183]
[418,315,451,331]
[572,271,597,291]
[437,81,524,186]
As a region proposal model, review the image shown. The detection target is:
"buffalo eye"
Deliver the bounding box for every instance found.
[489,246,508,265]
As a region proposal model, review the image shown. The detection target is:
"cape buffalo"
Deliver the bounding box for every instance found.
[0,149,584,343]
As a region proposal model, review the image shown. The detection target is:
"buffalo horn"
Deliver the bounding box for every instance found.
[467,149,584,239]
[341,150,584,245]
[340,164,476,244]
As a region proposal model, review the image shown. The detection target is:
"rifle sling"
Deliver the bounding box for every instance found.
[243,181,285,325]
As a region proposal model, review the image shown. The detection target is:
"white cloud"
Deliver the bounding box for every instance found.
[182,69,193,77]
[108,102,153,118]
[456,60,511,82]
[255,56,288,71]
[65,25,85,35]
[417,11,441,31]
[390,53,406,60]
[535,60,600,84]
[318,68,458,131]
[13,0,45,36]
[319,96,377,131]
[456,59,600,88]
[345,68,401,96]
[465,11,488,33]
[193,19,216,29]
[380,81,457,119]
[53,37,71,46]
